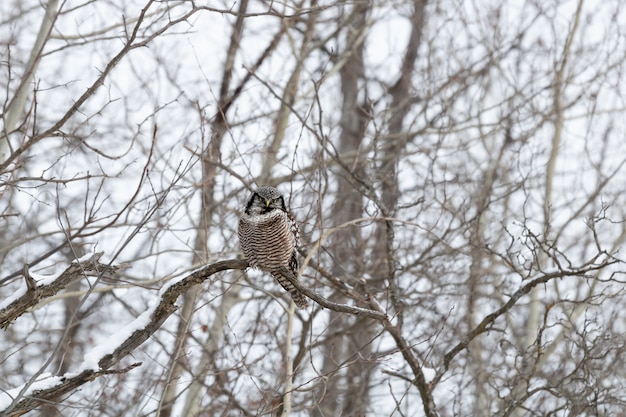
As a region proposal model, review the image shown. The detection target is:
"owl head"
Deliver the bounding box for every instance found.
[245,186,287,215]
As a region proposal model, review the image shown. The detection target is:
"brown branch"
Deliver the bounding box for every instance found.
[0,0,207,174]
[0,259,247,417]
[0,252,119,329]
[1,257,394,416]
[287,261,438,416]
[277,266,387,321]
[0,363,142,417]
[383,320,438,417]
[97,259,248,369]
[432,260,619,387]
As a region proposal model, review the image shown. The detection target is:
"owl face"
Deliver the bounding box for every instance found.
[245,186,286,215]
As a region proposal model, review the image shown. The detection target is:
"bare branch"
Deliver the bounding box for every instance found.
[0,252,118,329]
[0,259,246,416]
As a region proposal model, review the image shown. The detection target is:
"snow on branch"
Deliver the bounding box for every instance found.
[0,258,247,417]
[0,256,394,416]
[0,252,119,329]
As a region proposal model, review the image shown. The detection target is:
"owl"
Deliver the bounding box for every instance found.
[238,186,309,309]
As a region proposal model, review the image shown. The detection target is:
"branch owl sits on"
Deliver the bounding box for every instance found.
[238,186,308,309]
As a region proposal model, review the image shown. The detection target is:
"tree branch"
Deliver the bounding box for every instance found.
[277,266,387,321]
[0,258,247,417]
[433,259,619,387]
[0,252,118,329]
[0,256,396,416]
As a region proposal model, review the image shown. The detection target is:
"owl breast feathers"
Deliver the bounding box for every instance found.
[238,186,308,308]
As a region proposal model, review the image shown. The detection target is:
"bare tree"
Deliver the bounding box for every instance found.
[2,1,626,416]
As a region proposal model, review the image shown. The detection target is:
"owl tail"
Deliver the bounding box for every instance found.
[272,269,309,309]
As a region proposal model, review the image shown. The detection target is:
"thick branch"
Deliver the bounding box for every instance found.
[0,252,118,329]
[0,259,247,417]
[1,257,395,416]
[97,259,248,369]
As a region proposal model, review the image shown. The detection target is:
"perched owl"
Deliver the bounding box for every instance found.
[238,186,309,309]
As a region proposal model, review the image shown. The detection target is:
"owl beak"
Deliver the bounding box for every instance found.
[265,199,271,207]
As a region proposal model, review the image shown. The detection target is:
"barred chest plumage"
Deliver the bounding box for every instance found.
[238,208,298,272]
